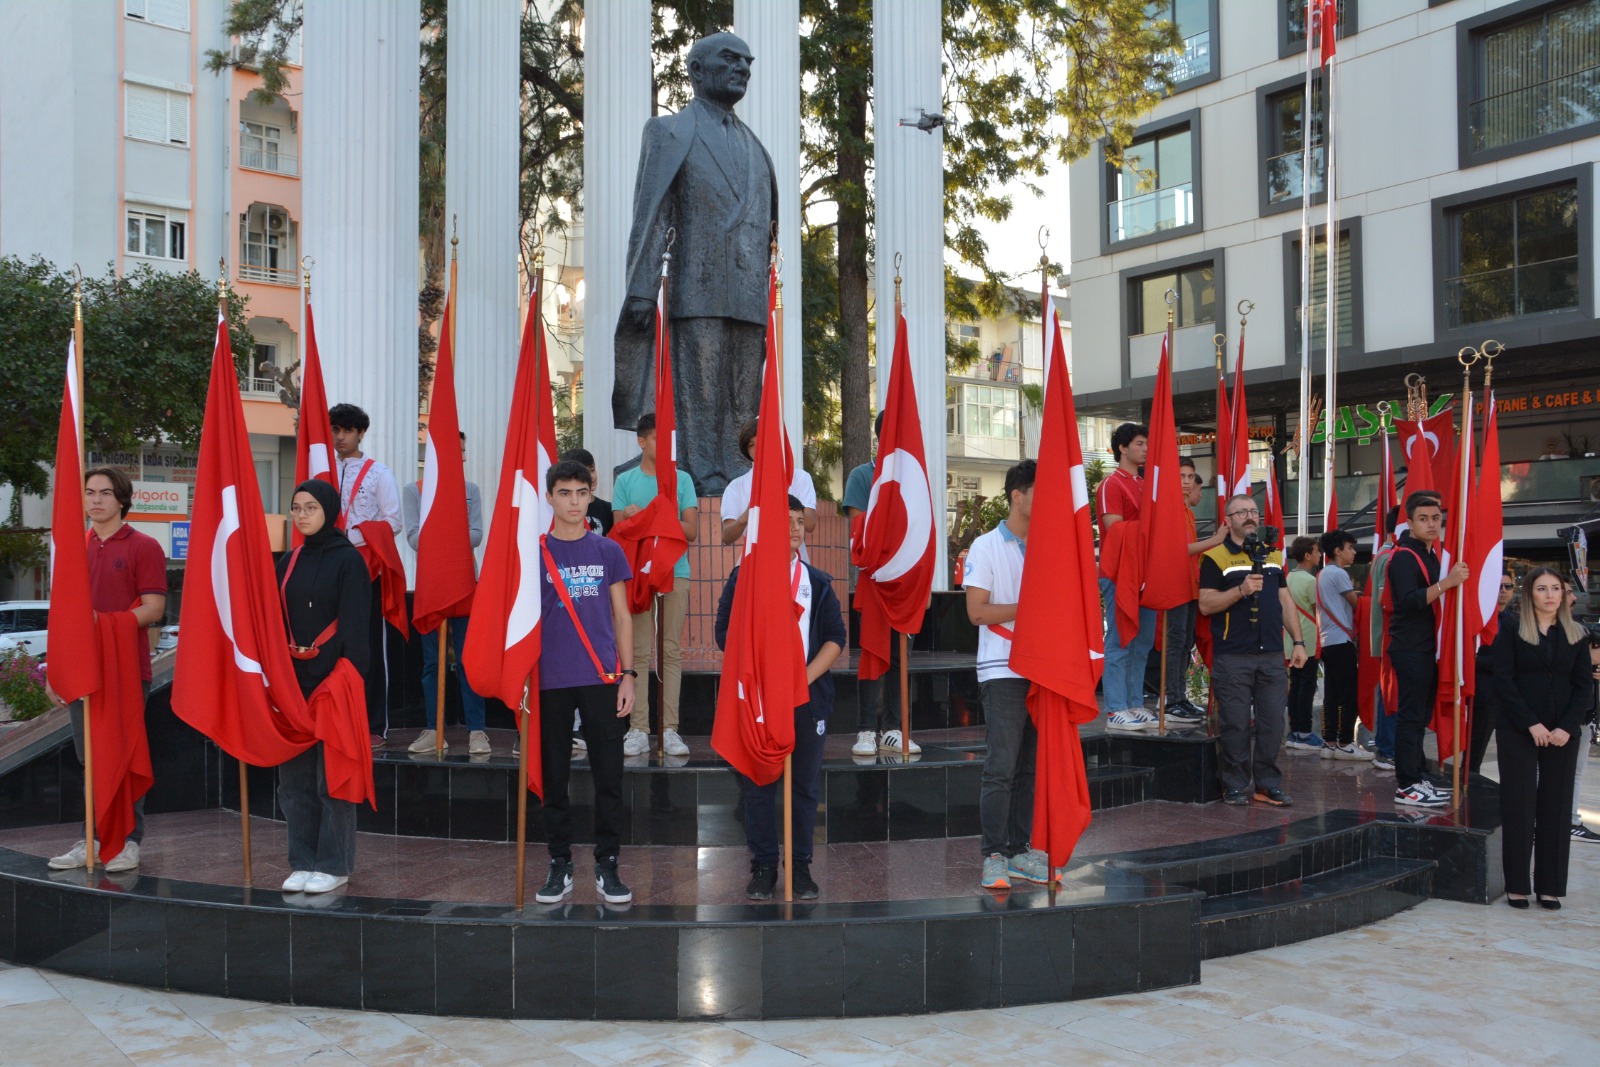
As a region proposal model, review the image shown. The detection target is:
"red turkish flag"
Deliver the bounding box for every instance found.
[1010,301,1103,868]
[610,255,688,614]
[851,304,935,682]
[173,316,318,767]
[711,269,808,787]
[293,299,338,545]
[1263,465,1285,537]
[1432,400,1476,760]
[413,259,477,634]
[1374,423,1397,553]
[1214,367,1231,523]
[1227,337,1252,499]
[1316,0,1338,66]
[1395,407,1454,497]
[46,336,100,703]
[462,272,557,795]
[1326,485,1340,533]
[1464,392,1505,688]
[1140,334,1192,610]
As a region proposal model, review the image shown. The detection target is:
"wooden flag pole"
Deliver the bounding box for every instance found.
[515,682,530,907]
[73,268,97,870]
[436,620,449,758]
[1450,346,1478,810]
[1157,610,1169,733]
[782,753,794,902]
[239,760,253,885]
[898,631,911,756]
[655,593,666,757]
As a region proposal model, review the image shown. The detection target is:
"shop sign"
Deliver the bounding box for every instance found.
[131,481,189,517]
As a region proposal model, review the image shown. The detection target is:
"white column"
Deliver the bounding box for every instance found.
[734,1,802,455]
[581,0,652,493]
[446,0,520,523]
[874,0,947,589]
[302,0,421,568]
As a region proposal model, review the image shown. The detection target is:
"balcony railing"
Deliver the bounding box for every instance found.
[1266,145,1325,204]
[241,375,280,397]
[1107,183,1194,243]
[237,264,299,286]
[1444,256,1580,329]
[1468,68,1600,152]
[1170,30,1211,84]
[239,146,299,176]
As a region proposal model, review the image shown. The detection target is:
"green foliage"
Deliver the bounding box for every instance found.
[1084,456,1109,520]
[947,493,1012,574]
[0,257,252,498]
[551,379,584,458]
[0,648,52,722]
[0,528,48,581]
[800,229,847,495]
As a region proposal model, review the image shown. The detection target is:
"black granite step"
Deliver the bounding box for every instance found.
[1197,856,1434,959]
[1086,764,1154,811]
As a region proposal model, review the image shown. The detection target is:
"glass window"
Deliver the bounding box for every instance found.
[1156,0,1216,86]
[1285,0,1351,49]
[1292,231,1354,348]
[1469,0,1600,154]
[13,609,49,631]
[1447,184,1580,327]
[241,121,284,171]
[1265,85,1327,205]
[126,207,186,260]
[1130,264,1216,335]
[1107,125,1196,243]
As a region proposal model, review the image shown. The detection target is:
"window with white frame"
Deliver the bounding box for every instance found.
[125,0,190,31]
[241,121,285,172]
[126,206,186,261]
[125,85,189,146]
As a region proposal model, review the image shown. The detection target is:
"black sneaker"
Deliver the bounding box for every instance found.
[1222,788,1249,806]
[595,859,633,905]
[535,859,573,904]
[791,860,819,900]
[1254,786,1293,807]
[1167,701,1205,723]
[1571,823,1600,843]
[746,862,778,900]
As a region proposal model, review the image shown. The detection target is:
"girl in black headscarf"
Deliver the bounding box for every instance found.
[276,479,371,894]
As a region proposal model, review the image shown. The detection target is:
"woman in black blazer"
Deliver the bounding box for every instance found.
[1493,566,1597,910]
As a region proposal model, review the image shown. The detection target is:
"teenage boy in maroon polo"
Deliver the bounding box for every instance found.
[46,466,167,872]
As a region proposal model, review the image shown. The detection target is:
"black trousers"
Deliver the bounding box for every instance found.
[1389,648,1438,788]
[363,576,387,736]
[1468,682,1497,774]
[1496,721,1581,897]
[539,683,627,863]
[278,742,357,876]
[1212,651,1287,793]
[1287,656,1321,736]
[743,701,829,865]
[857,636,903,733]
[1321,643,1360,746]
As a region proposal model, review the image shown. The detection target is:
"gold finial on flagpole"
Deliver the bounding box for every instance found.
[1212,332,1226,371]
[1479,339,1503,393]
[218,257,228,299]
[893,251,903,310]
[1375,398,1393,435]
[1164,287,1177,330]
[532,228,545,271]
[301,255,314,297]
[71,263,83,323]
[451,214,459,259]
[774,246,785,311]
[1404,372,1428,423]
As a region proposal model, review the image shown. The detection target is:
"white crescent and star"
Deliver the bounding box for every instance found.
[211,484,264,677]
[864,448,933,583]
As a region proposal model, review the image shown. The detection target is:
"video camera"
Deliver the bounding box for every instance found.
[1238,525,1281,625]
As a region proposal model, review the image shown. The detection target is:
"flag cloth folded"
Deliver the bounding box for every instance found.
[1432,400,1476,762]
[711,268,808,787]
[463,273,558,795]
[1140,333,1193,611]
[174,314,318,768]
[294,300,338,546]
[1009,301,1103,869]
[1374,425,1397,553]
[1227,337,1252,500]
[356,521,409,634]
[1395,407,1453,497]
[1214,368,1232,524]
[610,255,687,614]
[1463,391,1504,690]
[46,336,101,704]
[283,660,375,807]
[89,611,153,865]
[413,258,477,634]
[851,303,934,682]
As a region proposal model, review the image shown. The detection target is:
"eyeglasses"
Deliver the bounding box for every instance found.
[289,505,321,516]
[1500,583,1515,591]
[1227,508,1260,518]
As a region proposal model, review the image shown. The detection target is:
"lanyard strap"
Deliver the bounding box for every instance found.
[540,535,623,684]
[337,459,375,531]
[1316,580,1357,641]
[279,547,338,658]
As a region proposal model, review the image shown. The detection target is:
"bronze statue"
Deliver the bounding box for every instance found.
[612,31,777,495]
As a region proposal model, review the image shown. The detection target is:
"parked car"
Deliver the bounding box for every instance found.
[0,601,50,660]
[156,625,179,653]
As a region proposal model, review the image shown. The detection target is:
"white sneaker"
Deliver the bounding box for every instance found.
[622,728,648,756]
[104,841,141,873]
[878,730,922,754]
[1107,709,1155,731]
[282,870,312,892]
[47,840,95,870]
[303,872,349,894]
[1130,707,1159,725]
[1331,743,1374,761]
[663,729,690,756]
[851,730,878,757]
[408,729,446,754]
[468,730,491,755]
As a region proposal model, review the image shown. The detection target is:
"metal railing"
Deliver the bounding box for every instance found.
[237,263,299,286]
[1106,183,1194,243]
[239,146,299,176]
[1169,30,1212,84]
[241,375,279,397]
[1444,256,1580,328]
[1266,145,1325,204]
[1468,68,1600,152]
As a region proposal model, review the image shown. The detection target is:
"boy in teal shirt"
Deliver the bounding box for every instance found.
[612,412,699,756]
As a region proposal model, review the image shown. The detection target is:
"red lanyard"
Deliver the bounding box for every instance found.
[336,459,375,531]
[540,535,623,684]
[279,546,338,659]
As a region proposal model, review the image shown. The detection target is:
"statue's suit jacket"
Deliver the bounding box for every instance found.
[613,98,778,432]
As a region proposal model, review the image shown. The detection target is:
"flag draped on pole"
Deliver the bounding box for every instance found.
[463,275,558,794]
[1431,401,1476,761]
[1009,303,1103,868]
[1227,339,1252,500]
[1140,334,1193,611]
[711,269,809,787]
[1396,407,1453,497]
[173,315,374,806]
[46,337,100,704]
[610,254,688,614]
[412,257,477,634]
[1214,365,1232,523]
[293,299,338,547]
[851,303,935,682]
[1464,392,1505,685]
[1374,422,1397,552]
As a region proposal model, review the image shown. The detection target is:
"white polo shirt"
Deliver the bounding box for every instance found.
[963,522,1025,682]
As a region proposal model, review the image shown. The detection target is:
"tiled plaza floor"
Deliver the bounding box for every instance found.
[0,741,1596,1064]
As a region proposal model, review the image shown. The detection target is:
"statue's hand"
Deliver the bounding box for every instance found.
[622,296,656,332]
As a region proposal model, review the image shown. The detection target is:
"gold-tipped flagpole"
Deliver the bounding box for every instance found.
[437,221,460,760]
[1157,289,1177,734]
[220,260,253,885]
[773,236,794,904]
[655,230,676,759]
[1209,330,1227,733]
[72,266,97,871]
[893,252,912,759]
[1449,345,1478,809]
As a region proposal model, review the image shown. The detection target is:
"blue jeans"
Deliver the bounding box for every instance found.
[1099,577,1156,712]
[421,618,486,731]
[1374,689,1396,759]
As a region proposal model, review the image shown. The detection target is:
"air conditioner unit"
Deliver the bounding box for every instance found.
[267,213,286,233]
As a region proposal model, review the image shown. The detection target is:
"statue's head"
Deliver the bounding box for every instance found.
[688,32,754,108]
